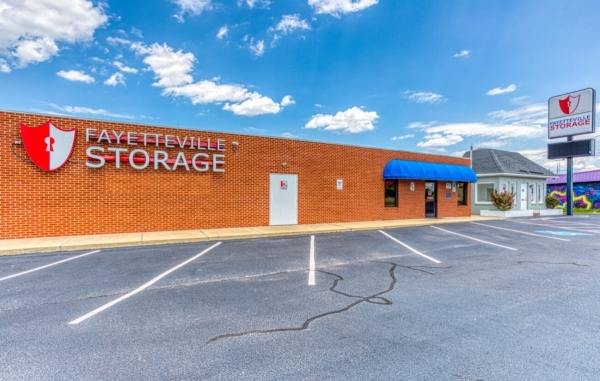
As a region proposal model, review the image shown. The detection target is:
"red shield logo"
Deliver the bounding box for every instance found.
[20,121,77,172]
[558,95,581,115]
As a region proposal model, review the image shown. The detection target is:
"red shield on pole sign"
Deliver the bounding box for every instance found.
[558,94,581,115]
[20,121,77,171]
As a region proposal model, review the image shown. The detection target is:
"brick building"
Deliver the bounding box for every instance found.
[0,110,476,240]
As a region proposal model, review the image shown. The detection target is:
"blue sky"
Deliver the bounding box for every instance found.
[1,0,600,172]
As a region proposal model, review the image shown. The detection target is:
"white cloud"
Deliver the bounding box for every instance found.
[172,0,211,22]
[479,140,508,148]
[242,0,271,8]
[223,94,281,116]
[49,103,133,119]
[134,42,290,116]
[391,134,414,140]
[308,0,378,17]
[572,157,600,171]
[487,84,517,96]
[104,72,126,86]
[163,81,252,104]
[13,37,59,67]
[510,96,530,105]
[132,42,195,87]
[0,58,11,73]
[305,107,378,133]
[519,148,600,172]
[0,0,107,68]
[113,61,138,74]
[417,134,463,148]
[56,69,95,83]
[315,103,323,108]
[270,34,281,47]
[249,39,265,57]
[408,121,437,129]
[245,127,266,133]
[426,147,447,153]
[106,36,131,46]
[281,132,300,138]
[272,15,311,34]
[411,102,547,149]
[452,50,470,58]
[487,103,547,125]
[281,95,295,106]
[405,91,447,104]
[130,28,144,38]
[414,122,544,142]
[217,26,228,39]
[411,103,549,149]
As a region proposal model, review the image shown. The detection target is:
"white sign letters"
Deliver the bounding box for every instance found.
[85,128,226,172]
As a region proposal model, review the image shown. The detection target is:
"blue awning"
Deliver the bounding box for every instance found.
[383,160,477,182]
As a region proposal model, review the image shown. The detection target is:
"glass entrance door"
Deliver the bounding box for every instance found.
[425,181,436,218]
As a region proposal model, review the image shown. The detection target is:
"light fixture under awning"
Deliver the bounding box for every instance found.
[383,160,477,182]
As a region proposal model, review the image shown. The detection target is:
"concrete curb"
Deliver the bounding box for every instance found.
[0,217,503,256]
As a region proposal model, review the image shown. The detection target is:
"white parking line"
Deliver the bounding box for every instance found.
[430,226,517,251]
[0,250,101,282]
[69,242,221,325]
[509,220,600,234]
[510,220,600,232]
[308,235,315,286]
[379,230,441,264]
[469,222,570,241]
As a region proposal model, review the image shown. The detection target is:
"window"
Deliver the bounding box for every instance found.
[538,184,544,204]
[457,182,467,206]
[476,183,494,203]
[510,182,517,204]
[384,180,397,207]
[501,182,508,192]
[530,184,536,203]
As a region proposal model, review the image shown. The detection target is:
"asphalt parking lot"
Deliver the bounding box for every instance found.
[1,216,599,381]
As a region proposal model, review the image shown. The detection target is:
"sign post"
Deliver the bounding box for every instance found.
[547,88,596,216]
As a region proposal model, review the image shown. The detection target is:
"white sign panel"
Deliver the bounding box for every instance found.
[336,179,343,190]
[548,88,595,139]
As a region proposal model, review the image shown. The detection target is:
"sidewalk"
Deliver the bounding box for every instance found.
[0,215,501,256]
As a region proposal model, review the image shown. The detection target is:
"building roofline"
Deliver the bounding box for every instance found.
[1,108,470,163]
[477,173,556,179]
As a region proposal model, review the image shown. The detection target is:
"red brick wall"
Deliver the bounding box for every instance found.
[0,111,472,239]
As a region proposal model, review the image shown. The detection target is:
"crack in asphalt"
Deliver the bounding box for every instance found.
[517,261,590,267]
[204,261,452,345]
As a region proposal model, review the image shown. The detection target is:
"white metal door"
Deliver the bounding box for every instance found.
[269,173,298,225]
[520,183,528,210]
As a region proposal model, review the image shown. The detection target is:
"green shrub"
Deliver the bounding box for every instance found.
[545,195,560,209]
[490,190,515,211]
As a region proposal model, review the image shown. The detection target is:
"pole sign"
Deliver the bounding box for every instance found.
[548,88,595,139]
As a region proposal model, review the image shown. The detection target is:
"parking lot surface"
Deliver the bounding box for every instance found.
[1,216,599,380]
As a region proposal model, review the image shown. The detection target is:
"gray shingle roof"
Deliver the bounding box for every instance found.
[462,148,555,176]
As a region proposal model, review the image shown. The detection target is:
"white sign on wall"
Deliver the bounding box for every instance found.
[548,88,595,139]
[336,179,343,190]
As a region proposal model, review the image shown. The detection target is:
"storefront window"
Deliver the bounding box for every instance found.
[457,182,467,205]
[384,180,397,207]
[477,183,494,202]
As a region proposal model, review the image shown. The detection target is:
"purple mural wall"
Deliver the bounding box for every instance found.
[547,182,600,209]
